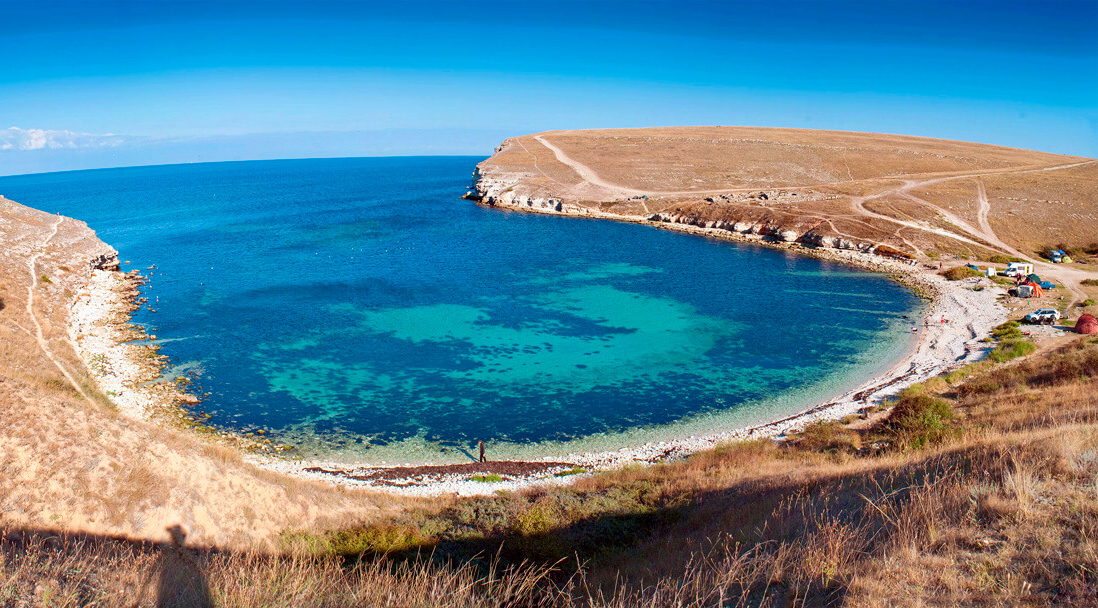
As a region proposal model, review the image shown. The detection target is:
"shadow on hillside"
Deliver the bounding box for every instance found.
[0,437,1077,608]
[345,440,1053,607]
[0,296,5,311]
[1,525,219,607]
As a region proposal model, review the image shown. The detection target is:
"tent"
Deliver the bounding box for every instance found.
[1076,314,1098,334]
[1026,273,1041,284]
[1018,281,1043,297]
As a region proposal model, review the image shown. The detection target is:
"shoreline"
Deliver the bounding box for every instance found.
[71,202,1007,497]
[70,264,286,456]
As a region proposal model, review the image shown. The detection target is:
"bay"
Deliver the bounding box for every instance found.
[0,157,922,462]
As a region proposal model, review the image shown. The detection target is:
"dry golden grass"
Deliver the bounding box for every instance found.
[0,527,558,607]
[982,162,1098,256]
[542,127,1074,191]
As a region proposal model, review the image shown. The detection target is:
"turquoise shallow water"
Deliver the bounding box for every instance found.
[0,158,922,463]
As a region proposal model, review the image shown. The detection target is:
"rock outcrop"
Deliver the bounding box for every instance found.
[89,252,121,271]
[467,166,572,214]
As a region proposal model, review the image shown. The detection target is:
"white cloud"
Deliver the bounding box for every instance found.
[1,126,132,151]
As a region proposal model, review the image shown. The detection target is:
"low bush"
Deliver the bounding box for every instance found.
[789,420,861,454]
[991,321,1023,341]
[941,266,981,281]
[883,395,956,449]
[1082,299,1096,307]
[470,473,504,483]
[1082,279,1098,287]
[875,244,913,259]
[989,339,1036,363]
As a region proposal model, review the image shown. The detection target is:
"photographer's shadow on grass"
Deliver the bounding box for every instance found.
[135,524,213,608]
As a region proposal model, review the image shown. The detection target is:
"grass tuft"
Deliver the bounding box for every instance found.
[989,339,1036,363]
[555,466,588,477]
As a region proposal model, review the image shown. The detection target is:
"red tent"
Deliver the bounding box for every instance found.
[1076,314,1098,334]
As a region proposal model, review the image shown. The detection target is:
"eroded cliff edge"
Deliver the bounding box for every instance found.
[467,127,1097,260]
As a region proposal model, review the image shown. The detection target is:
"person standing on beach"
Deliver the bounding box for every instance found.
[478,440,486,463]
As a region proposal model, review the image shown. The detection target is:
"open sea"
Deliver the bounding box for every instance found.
[1,157,922,463]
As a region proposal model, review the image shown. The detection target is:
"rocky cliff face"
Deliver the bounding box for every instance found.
[467,165,571,214]
[468,155,876,253]
[644,211,871,251]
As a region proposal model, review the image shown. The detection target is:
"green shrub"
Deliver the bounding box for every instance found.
[885,395,956,449]
[40,274,52,284]
[791,420,861,453]
[990,339,1036,363]
[470,473,504,483]
[941,266,981,281]
[554,466,588,477]
[1082,299,1096,307]
[1082,279,1098,287]
[992,321,1023,341]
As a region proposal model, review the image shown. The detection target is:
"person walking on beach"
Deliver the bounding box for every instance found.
[478,440,486,463]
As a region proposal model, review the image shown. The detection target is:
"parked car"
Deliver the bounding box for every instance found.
[1024,308,1061,324]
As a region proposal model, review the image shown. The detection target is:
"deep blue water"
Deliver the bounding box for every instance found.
[1,158,921,462]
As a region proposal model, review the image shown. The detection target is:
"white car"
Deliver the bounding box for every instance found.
[1024,309,1061,324]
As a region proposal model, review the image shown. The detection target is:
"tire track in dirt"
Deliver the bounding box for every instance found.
[26,216,96,406]
[533,135,649,198]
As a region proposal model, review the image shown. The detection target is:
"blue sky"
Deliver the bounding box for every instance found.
[1,0,1096,175]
